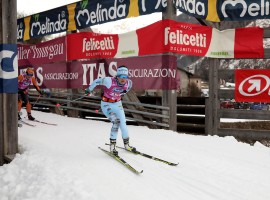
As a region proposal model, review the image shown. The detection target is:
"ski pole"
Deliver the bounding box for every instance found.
[56,96,86,107]
[32,94,41,107]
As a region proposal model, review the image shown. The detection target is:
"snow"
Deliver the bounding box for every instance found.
[1,110,270,200]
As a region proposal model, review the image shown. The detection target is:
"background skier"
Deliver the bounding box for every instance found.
[18,67,49,121]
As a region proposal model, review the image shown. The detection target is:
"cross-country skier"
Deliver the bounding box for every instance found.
[18,67,48,121]
[85,66,136,156]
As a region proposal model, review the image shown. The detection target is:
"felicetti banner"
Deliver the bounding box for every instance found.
[20,55,179,90]
[67,19,264,59]
[18,36,66,66]
[17,0,166,41]
[175,0,270,22]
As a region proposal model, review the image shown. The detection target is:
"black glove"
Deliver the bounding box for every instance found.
[120,90,127,96]
[85,88,91,96]
[39,89,51,97]
[39,89,45,95]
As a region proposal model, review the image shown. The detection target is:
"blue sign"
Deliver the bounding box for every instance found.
[0,44,18,93]
[216,0,270,21]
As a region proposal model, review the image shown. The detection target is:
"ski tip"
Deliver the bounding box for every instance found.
[169,162,179,166]
[134,169,143,174]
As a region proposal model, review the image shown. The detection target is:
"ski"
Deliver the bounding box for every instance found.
[105,143,178,166]
[19,120,36,127]
[98,147,143,174]
[33,120,57,126]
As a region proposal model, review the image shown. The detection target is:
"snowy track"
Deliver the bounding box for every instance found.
[1,110,270,200]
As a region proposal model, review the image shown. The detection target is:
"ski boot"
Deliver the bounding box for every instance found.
[110,139,118,156]
[27,113,35,121]
[123,138,136,152]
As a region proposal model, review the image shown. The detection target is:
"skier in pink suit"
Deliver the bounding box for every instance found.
[85,66,136,156]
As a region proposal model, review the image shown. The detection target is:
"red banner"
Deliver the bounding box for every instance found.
[67,19,264,60]
[67,32,119,61]
[18,20,263,66]
[234,28,264,58]
[235,69,270,102]
[19,55,179,90]
[18,36,66,66]
[136,20,212,57]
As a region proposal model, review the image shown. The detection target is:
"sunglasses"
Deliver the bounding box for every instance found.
[26,73,33,77]
[117,75,128,79]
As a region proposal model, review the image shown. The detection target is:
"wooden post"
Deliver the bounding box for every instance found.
[67,89,80,118]
[0,0,18,165]
[0,96,3,165]
[206,58,220,135]
[162,0,177,131]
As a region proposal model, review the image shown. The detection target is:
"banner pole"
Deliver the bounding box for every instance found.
[162,0,177,131]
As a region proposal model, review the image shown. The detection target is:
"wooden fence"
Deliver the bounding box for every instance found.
[28,91,171,129]
[30,91,270,141]
[206,63,270,141]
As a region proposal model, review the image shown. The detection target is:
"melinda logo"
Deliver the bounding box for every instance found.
[220,0,270,19]
[30,12,67,37]
[17,22,24,40]
[76,0,127,26]
[174,0,206,17]
[140,0,167,12]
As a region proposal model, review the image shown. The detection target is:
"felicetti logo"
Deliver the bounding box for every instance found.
[218,0,270,20]
[163,25,208,56]
[164,27,207,47]
[82,35,116,52]
[235,69,270,102]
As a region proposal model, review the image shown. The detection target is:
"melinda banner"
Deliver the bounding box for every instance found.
[19,55,179,90]
[18,0,270,41]
[235,69,270,103]
[18,36,66,66]
[17,0,166,41]
[176,0,270,22]
[67,19,264,60]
